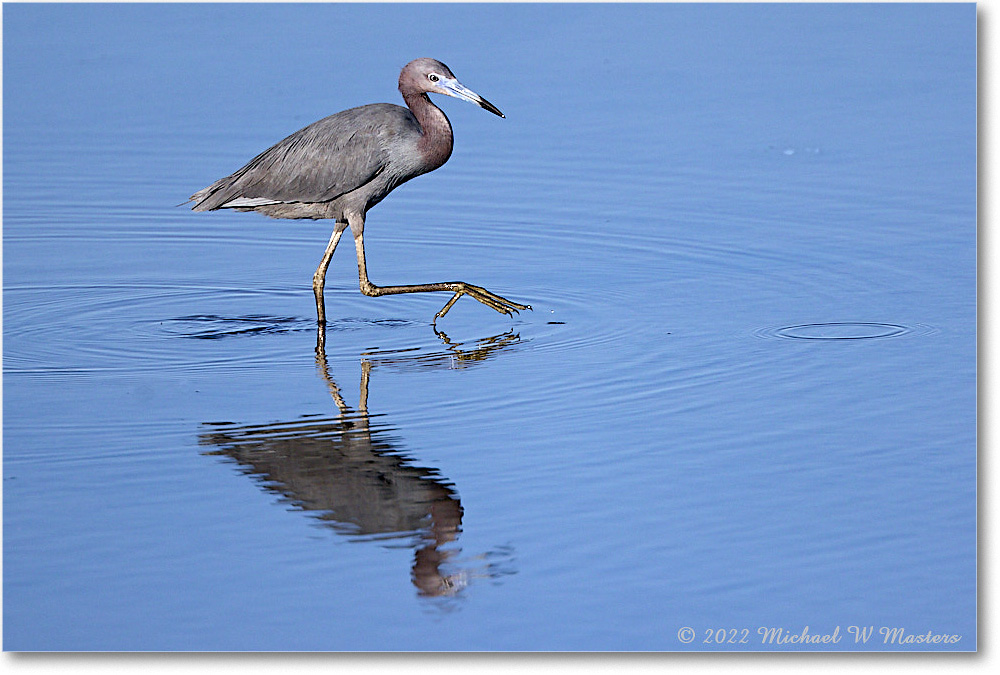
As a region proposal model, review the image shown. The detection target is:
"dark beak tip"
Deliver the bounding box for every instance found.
[478,99,505,118]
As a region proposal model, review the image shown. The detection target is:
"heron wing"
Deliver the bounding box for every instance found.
[191,104,415,210]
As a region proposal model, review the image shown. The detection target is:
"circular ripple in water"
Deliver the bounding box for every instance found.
[755,322,920,341]
[156,314,416,340]
[2,282,428,378]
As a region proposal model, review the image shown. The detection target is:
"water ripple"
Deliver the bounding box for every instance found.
[754,322,938,341]
[3,283,356,378]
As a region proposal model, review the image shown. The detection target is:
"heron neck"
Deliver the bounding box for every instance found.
[404,91,454,170]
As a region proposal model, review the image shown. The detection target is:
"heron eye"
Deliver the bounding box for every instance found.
[428,73,440,83]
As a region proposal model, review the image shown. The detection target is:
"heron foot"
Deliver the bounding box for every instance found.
[433,283,531,323]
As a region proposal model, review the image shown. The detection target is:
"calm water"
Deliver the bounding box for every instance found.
[3,3,976,651]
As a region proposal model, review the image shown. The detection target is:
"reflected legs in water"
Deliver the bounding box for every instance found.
[313,327,464,596]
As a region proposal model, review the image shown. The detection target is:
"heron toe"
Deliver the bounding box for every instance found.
[433,283,531,322]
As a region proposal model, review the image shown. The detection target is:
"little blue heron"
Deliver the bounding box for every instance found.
[189,57,530,325]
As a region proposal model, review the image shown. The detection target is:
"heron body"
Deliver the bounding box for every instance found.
[189,58,529,324]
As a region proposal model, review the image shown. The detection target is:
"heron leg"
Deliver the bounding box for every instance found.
[350,223,531,323]
[313,221,349,325]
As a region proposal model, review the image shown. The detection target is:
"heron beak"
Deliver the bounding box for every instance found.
[440,79,505,118]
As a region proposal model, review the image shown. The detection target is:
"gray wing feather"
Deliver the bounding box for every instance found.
[191,104,413,211]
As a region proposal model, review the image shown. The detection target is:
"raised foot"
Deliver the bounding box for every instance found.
[434,283,531,323]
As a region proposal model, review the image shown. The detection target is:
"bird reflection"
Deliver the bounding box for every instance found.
[200,326,521,597]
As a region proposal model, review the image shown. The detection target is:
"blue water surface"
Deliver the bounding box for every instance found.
[3,2,976,651]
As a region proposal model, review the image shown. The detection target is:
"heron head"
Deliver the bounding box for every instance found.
[400,58,505,118]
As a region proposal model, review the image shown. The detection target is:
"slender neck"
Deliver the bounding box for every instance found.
[402,90,454,171]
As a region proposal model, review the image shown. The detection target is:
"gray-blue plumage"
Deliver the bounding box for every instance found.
[192,104,423,218]
[190,58,529,324]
